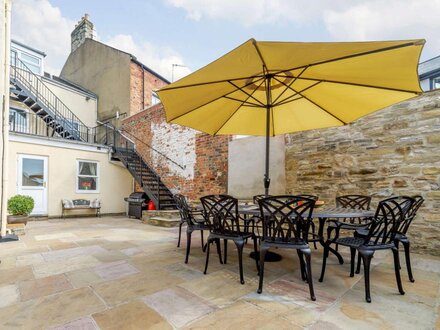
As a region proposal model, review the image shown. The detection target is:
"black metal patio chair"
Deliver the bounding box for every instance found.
[257,195,316,301]
[174,194,211,264]
[319,196,414,302]
[331,195,372,252]
[354,195,424,282]
[201,194,259,284]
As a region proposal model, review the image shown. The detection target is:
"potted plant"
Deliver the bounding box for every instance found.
[7,195,34,224]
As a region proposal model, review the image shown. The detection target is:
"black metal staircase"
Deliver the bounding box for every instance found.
[9,56,177,210]
[110,128,177,210]
[9,55,91,142]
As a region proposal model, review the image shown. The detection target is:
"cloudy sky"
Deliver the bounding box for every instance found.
[11,0,440,80]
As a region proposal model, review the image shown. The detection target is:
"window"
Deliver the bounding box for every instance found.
[152,92,160,105]
[10,45,43,75]
[76,160,99,193]
[9,108,28,133]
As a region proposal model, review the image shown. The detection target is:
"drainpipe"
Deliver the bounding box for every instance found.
[142,67,145,111]
[0,0,12,238]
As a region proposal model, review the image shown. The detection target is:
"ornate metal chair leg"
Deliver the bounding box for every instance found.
[185,230,192,264]
[257,246,269,294]
[392,247,405,295]
[297,250,307,281]
[253,236,260,273]
[215,238,223,264]
[235,239,245,284]
[200,230,204,248]
[355,253,362,274]
[204,239,211,274]
[302,248,316,301]
[359,249,374,303]
[177,222,183,248]
[350,247,356,277]
[224,239,228,264]
[401,239,415,282]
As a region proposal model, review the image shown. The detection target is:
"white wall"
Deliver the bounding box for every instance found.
[8,136,133,217]
[228,136,286,198]
[43,79,98,127]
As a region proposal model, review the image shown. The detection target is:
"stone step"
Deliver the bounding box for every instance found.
[142,210,180,220]
[143,216,181,228]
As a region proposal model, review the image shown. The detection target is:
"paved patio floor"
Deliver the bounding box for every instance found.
[0,216,438,329]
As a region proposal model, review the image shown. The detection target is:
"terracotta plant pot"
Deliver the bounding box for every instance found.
[7,215,28,225]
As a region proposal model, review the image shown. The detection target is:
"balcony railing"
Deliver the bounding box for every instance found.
[9,111,99,143]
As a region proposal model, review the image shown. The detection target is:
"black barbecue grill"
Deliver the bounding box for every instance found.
[124,192,149,219]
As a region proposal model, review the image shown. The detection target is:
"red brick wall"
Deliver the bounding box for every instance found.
[122,104,229,201]
[129,62,168,116]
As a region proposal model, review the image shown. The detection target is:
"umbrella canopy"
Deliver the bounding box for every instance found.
[158,39,424,193]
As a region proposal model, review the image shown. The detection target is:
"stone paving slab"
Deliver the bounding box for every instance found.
[143,287,216,328]
[93,260,140,281]
[19,274,73,301]
[0,216,437,329]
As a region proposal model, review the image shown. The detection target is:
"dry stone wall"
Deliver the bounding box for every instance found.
[285,90,440,255]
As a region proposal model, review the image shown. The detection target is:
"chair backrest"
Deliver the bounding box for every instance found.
[258,195,315,243]
[174,194,198,226]
[398,195,424,235]
[253,194,270,204]
[336,195,371,210]
[200,195,239,235]
[366,196,414,245]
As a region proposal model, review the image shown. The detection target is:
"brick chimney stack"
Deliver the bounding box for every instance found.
[71,14,94,52]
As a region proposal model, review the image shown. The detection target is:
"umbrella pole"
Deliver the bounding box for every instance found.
[264,105,270,196]
[264,75,272,196]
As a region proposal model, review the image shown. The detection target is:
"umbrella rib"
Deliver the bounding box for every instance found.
[289,76,420,94]
[271,78,321,107]
[251,39,269,74]
[228,80,266,106]
[290,86,347,125]
[213,78,266,136]
[272,66,309,105]
[223,96,263,107]
[271,41,423,78]
[168,76,265,122]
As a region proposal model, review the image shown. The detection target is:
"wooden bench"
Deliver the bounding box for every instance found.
[61,199,101,218]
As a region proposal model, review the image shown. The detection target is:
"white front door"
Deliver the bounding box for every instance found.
[17,155,48,215]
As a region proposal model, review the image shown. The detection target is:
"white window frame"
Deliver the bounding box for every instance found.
[10,43,44,75]
[76,160,99,194]
[9,107,29,133]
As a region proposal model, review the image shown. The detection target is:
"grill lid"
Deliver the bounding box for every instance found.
[125,192,148,202]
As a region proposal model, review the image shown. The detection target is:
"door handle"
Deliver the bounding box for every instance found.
[43,182,47,188]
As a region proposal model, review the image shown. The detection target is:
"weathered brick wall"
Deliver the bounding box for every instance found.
[129,62,168,116]
[122,104,229,200]
[285,90,440,255]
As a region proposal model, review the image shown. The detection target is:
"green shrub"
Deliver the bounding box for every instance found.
[7,195,34,216]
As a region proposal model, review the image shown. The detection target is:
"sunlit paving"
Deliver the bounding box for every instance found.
[0,216,437,329]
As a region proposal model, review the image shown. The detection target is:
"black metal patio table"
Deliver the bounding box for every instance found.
[239,205,375,263]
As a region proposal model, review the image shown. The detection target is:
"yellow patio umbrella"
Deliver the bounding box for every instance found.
[157,39,424,194]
